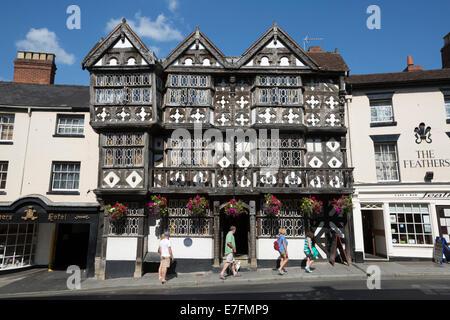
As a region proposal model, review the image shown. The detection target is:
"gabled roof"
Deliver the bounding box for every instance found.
[82,18,156,69]
[162,26,228,69]
[236,22,320,70]
[0,81,89,110]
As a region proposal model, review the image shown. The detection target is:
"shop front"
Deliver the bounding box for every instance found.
[353,187,450,261]
[0,195,100,277]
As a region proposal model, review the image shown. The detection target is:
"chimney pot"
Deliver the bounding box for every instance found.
[403,55,423,72]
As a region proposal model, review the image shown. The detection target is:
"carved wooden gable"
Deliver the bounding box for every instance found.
[237,23,318,70]
[82,19,156,69]
[163,27,227,69]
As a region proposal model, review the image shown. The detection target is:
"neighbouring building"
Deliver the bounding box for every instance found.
[82,20,354,279]
[347,33,450,262]
[0,51,100,276]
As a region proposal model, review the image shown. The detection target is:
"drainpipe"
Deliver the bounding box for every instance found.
[19,107,32,196]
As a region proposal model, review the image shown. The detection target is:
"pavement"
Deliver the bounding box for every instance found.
[1,261,450,298]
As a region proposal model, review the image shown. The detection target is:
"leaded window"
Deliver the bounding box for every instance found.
[374,143,399,182]
[56,115,84,135]
[166,199,212,237]
[258,199,304,238]
[51,162,81,191]
[103,133,144,168]
[390,203,432,245]
[259,135,302,167]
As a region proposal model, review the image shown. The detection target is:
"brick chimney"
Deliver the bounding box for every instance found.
[308,46,322,53]
[442,32,450,69]
[403,55,423,72]
[13,51,57,85]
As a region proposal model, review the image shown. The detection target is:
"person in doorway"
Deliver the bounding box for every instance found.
[220,226,240,280]
[158,231,174,284]
[278,228,289,275]
[304,231,318,273]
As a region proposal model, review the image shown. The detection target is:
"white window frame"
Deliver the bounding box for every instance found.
[0,114,14,142]
[374,143,400,182]
[56,115,84,136]
[0,161,7,190]
[445,97,450,120]
[51,162,81,191]
[389,203,433,246]
[370,100,394,123]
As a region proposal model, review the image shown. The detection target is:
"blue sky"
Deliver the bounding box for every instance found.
[1,0,449,85]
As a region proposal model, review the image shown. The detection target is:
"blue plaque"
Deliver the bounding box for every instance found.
[184,238,193,247]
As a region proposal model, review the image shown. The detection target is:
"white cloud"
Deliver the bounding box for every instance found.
[106,13,183,42]
[15,28,76,65]
[167,0,178,12]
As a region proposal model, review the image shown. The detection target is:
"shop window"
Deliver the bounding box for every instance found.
[0,224,37,270]
[390,203,432,245]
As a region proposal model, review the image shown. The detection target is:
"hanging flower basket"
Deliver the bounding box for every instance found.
[331,195,353,217]
[224,199,247,218]
[104,203,128,223]
[186,196,209,216]
[300,197,323,218]
[263,194,283,217]
[148,195,168,216]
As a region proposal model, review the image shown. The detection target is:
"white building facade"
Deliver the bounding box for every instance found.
[347,40,450,261]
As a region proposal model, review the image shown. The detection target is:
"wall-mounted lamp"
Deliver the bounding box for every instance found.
[425,171,434,182]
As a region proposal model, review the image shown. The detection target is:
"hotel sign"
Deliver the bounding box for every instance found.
[403,150,450,169]
[394,192,450,199]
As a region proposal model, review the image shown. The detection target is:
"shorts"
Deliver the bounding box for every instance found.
[226,253,235,263]
[160,256,171,268]
[279,250,287,256]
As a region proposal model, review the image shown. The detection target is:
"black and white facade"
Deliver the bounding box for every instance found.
[82,20,354,279]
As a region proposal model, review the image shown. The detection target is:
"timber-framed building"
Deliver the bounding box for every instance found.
[82,20,354,279]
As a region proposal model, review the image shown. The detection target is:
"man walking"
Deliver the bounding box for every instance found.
[220,226,240,280]
[159,231,174,284]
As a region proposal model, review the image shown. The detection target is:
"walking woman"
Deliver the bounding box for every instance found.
[278,228,289,275]
[304,231,318,273]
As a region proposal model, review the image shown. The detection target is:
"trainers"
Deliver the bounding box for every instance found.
[220,274,226,280]
[305,267,312,273]
[278,268,285,275]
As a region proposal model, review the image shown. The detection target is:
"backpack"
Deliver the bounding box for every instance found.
[273,238,280,251]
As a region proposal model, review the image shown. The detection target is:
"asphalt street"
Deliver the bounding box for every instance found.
[5,277,450,300]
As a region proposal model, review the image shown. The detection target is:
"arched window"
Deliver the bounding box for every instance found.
[108,58,118,66]
[184,58,193,66]
[127,57,136,65]
[260,56,270,66]
[280,57,290,66]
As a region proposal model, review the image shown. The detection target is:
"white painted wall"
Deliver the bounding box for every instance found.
[106,237,137,261]
[34,223,55,265]
[257,238,306,260]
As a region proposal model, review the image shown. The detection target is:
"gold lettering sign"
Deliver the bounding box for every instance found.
[74,215,90,220]
[0,215,13,221]
[22,206,37,221]
[48,213,68,222]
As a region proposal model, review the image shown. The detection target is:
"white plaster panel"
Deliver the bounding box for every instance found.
[257,238,306,260]
[106,237,138,261]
